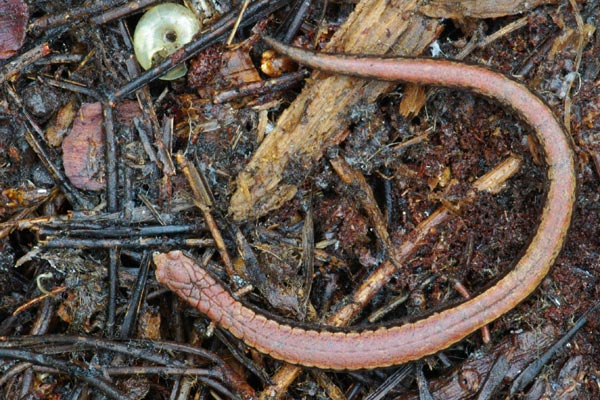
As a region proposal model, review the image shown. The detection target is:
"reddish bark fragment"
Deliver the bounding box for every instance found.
[62,101,141,191]
[0,0,29,60]
[62,103,105,191]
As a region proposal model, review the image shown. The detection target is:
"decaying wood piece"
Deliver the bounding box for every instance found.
[62,102,141,191]
[229,0,443,221]
[419,0,559,19]
[0,0,28,59]
[394,326,558,399]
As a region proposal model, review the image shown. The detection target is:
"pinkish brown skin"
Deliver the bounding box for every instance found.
[154,39,576,370]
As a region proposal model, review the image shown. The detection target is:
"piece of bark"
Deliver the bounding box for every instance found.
[229,0,443,221]
[62,101,142,191]
[419,0,558,19]
[393,326,558,400]
[0,0,28,59]
[63,103,105,191]
[525,356,587,400]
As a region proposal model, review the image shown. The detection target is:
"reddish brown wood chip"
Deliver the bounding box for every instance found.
[62,101,142,191]
[0,0,29,60]
[62,103,105,191]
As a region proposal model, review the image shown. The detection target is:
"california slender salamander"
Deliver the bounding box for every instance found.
[154,38,576,370]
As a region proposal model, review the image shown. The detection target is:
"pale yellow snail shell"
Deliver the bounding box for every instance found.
[133,3,201,80]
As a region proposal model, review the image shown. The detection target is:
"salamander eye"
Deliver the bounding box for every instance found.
[133,3,201,80]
